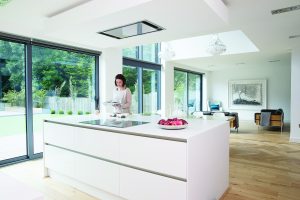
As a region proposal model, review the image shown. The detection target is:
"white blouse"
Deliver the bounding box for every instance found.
[112,87,132,114]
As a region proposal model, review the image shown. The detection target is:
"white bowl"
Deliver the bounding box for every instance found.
[158,124,188,130]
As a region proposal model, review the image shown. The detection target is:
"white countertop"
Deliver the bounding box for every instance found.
[44,114,228,141]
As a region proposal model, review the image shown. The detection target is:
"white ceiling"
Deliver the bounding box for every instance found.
[0,0,299,70]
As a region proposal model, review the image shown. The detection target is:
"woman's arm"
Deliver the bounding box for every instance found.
[121,88,132,109]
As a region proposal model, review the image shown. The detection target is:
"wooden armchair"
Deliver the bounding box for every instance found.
[254,109,284,132]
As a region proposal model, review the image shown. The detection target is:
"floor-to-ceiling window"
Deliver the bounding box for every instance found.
[32,46,96,154]
[142,68,159,114]
[0,39,27,162]
[174,70,188,114]
[122,43,161,114]
[174,68,203,116]
[0,34,100,166]
[122,65,138,114]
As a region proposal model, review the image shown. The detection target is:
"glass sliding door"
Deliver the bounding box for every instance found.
[188,73,201,115]
[174,69,202,116]
[123,65,138,114]
[174,70,188,114]
[142,68,159,114]
[0,40,27,161]
[32,46,96,154]
[122,43,161,114]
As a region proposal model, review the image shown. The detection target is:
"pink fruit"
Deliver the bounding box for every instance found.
[158,118,188,126]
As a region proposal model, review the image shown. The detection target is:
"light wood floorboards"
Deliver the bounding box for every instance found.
[0,121,300,200]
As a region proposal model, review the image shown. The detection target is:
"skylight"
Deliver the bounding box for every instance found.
[98,20,164,39]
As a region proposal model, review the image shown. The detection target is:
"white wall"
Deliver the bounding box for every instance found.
[208,62,291,121]
[290,47,300,142]
[99,47,122,113]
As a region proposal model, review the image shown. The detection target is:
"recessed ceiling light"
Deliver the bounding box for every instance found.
[268,60,280,63]
[271,5,300,15]
[98,20,164,39]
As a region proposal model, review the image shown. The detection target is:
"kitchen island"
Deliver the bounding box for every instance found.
[43,115,229,200]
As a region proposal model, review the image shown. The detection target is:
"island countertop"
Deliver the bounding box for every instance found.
[44,114,229,141]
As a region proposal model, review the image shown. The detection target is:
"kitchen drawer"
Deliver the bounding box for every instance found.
[44,122,75,150]
[74,127,119,161]
[44,145,75,178]
[74,153,119,195]
[120,166,186,200]
[119,134,187,179]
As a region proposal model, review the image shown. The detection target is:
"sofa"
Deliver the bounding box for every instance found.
[203,111,239,132]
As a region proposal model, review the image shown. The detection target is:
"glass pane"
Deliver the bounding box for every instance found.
[142,69,158,115]
[0,40,27,160]
[32,46,96,154]
[122,47,138,59]
[188,74,201,115]
[142,44,156,63]
[100,21,162,39]
[123,65,138,114]
[174,70,187,115]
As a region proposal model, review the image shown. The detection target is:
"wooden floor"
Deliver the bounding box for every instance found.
[224,122,300,200]
[0,121,300,200]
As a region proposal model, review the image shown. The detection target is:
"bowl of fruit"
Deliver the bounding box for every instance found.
[157,118,188,130]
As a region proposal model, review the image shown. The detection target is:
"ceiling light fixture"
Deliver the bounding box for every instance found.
[0,0,12,6]
[158,43,175,61]
[206,35,227,56]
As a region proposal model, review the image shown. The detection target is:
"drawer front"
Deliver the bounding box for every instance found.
[44,122,75,150]
[74,153,119,195]
[119,134,187,179]
[74,127,119,161]
[120,166,186,200]
[44,145,75,178]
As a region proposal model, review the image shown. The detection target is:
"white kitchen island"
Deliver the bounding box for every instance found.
[43,115,229,200]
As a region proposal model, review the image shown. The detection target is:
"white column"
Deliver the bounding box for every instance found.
[99,48,122,114]
[290,47,300,143]
[161,61,174,118]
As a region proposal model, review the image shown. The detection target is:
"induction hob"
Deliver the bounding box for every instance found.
[80,119,149,128]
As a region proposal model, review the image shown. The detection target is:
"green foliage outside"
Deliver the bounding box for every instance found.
[0,40,95,109]
[123,66,158,95]
[2,89,25,107]
[174,71,187,106]
[77,111,83,115]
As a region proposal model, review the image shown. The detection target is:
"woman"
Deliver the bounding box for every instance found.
[112,74,132,114]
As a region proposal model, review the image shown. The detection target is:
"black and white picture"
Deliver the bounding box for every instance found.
[229,80,267,110]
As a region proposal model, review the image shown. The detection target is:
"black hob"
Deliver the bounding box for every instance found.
[80,119,149,128]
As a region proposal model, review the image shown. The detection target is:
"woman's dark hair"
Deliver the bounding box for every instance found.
[115,74,126,87]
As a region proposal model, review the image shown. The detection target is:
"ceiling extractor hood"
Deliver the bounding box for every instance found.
[98,20,164,39]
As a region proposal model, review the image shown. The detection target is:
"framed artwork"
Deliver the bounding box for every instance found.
[228,79,267,110]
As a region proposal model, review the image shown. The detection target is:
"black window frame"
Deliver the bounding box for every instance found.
[174,68,203,115]
[0,32,100,167]
[123,56,161,114]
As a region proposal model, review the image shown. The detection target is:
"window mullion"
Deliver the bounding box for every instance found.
[25,44,34,158]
